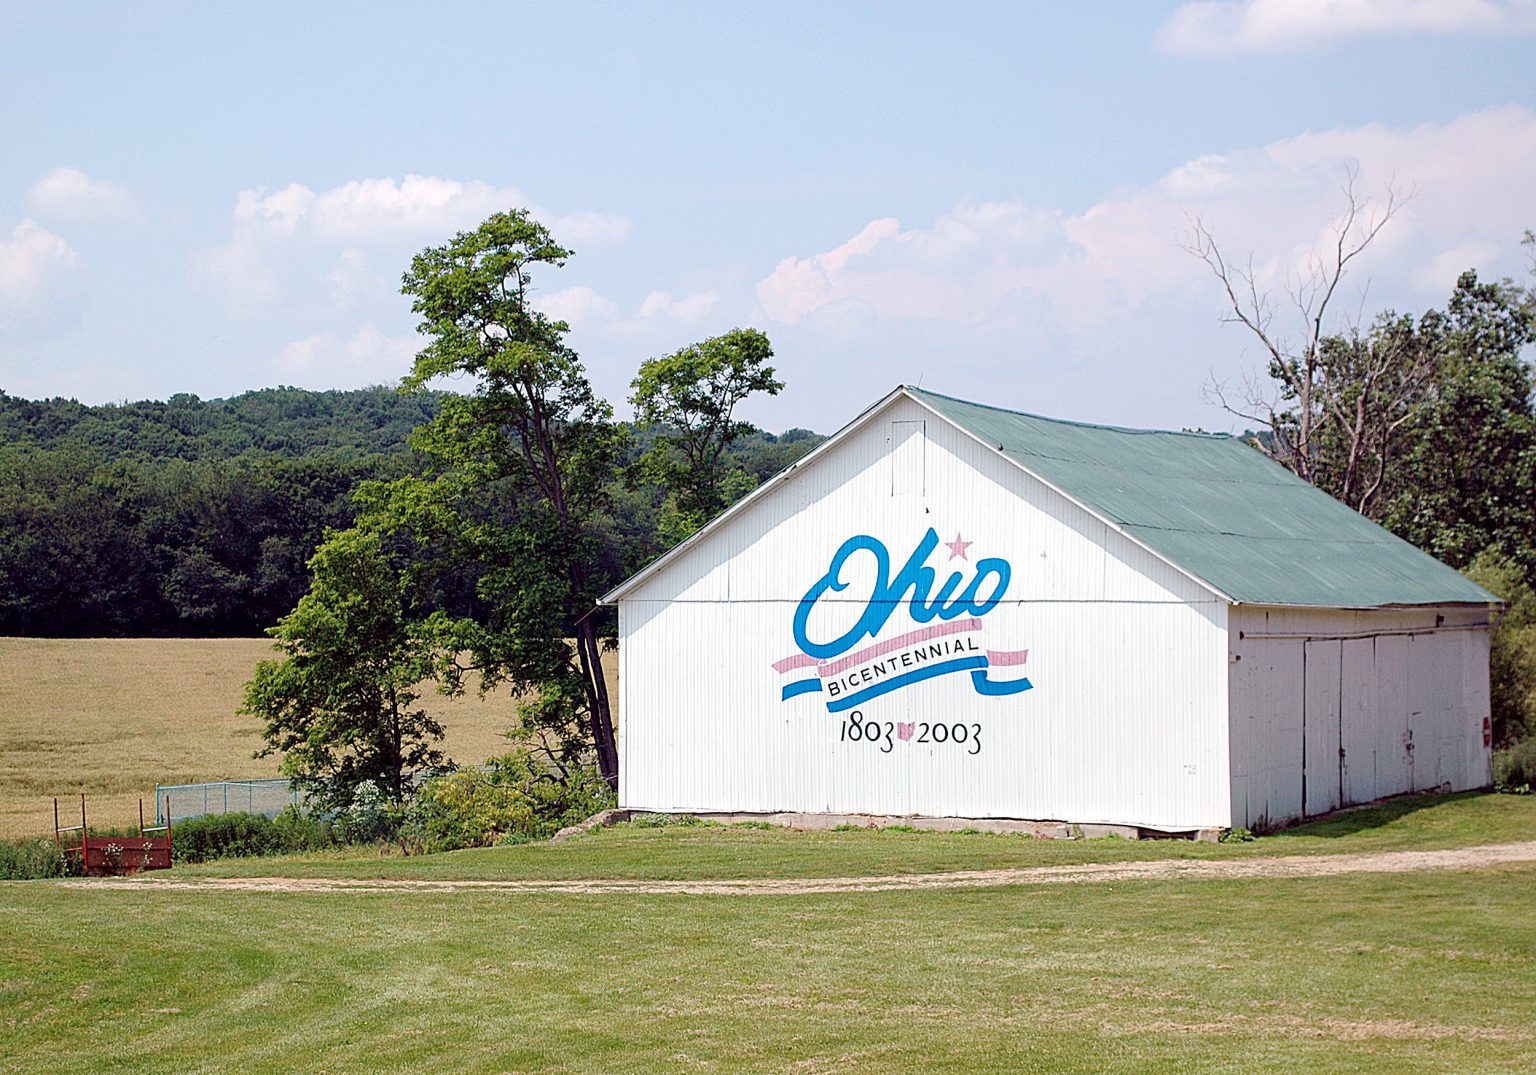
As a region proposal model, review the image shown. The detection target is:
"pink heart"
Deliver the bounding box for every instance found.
[897,722,915,741]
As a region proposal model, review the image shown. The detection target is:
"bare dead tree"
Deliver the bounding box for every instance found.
[1185,168,1431,516]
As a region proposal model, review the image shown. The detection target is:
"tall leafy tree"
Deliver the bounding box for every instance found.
[631,327,782,541]
[367,210,625,787]
[242,527,445,809]
[1380,271,1536,570]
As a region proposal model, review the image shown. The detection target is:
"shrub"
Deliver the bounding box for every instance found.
[328,780,408,844]
[270,806,344,852]
[170,808,349,864]
[0,837,75,880]
[514,756,615,835]
[411,754,616,852]
[1494,739,1536,793]
[170,812,277,863]
[412,769,537,852]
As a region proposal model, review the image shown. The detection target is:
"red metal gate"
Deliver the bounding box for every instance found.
[55,795,173,876]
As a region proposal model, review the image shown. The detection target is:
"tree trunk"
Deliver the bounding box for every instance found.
[387,684,404,805]
[574,620,619,790]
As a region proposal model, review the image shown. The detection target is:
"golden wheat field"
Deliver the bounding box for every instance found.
[0,637,615,838]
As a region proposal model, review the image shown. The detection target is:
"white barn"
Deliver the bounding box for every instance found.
[601,386,1497,834]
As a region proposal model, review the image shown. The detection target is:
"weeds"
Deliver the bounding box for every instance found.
[0,836,76,879]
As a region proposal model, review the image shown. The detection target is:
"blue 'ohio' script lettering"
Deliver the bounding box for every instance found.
[791,528,1011,659]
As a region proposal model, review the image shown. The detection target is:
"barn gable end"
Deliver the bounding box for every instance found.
[612,391,1232,829]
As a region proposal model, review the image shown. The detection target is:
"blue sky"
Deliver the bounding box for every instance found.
[2,1,1534,433]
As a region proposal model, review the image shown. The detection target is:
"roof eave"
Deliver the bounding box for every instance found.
[1231,598,1503,612]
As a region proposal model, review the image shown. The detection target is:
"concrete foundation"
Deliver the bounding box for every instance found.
[553,809,1222,842]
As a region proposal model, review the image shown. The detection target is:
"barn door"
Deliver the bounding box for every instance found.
[1338,638,1377,806]
[1374,635,1413,796]
[1303,640,1343,817]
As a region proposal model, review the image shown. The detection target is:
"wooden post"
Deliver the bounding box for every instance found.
[79,794,88,874]
[165,795,173,866]
[53,798,60,850]
[138,798,145,837]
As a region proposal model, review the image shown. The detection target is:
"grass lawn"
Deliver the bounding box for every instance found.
[2,860,1533,1072]
[4,784,1533,1071]
[168,790,1536,883]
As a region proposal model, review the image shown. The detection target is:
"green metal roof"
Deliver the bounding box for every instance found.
[909,387,1497,609]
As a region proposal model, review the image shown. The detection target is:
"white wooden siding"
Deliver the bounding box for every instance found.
[1226,605,1493,828]
[617,395,1232,830]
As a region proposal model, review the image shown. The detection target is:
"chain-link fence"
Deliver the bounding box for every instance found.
[154,767,483,825]
[155,779,310,825]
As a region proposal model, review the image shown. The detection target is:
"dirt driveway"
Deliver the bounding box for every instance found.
[58,840,1536,896]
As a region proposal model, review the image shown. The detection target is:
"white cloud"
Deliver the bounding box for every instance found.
[545,210,636,247]
[276,324,420,386]
[760,107,1536,328]
[1412,239,1503,290]
[539,285,621,327]
[636,289,720,324]
[751,106,1536,431]
[322,248,384,303]
[192,227,288,313]
[230,175,631,246]
[537,284,722,333]
[195,175,632,317]
[756,202,1079,330]
[233,183,315,233]
[26,167,139,225]
[1157,0,1536,55]
[0,218,81,335]
[523,284,747,416]
[758,218,901,324]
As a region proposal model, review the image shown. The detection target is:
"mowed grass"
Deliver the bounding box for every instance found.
[2,859,1533,1071]
[175,790,1536,883]
[0,637,606,837]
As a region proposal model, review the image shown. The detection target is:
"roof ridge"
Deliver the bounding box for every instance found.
[903,385,1235,440]
[998,448,1299,484]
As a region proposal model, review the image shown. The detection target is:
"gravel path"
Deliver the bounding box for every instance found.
[57,839,1536,896]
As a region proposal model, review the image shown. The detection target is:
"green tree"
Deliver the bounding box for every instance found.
[631,327,782,541]
[242,528,445,809]
[1379,271,1536,569]
[1464,550,1536,748]
[368,209,625,788]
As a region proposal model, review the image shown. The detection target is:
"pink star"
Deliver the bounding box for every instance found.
[945,533,973,560]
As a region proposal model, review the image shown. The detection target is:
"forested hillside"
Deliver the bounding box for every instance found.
[0,386,822,636]
[0,386,441,460]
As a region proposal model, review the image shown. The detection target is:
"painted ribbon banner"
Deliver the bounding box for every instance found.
[773,529,1034,713]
